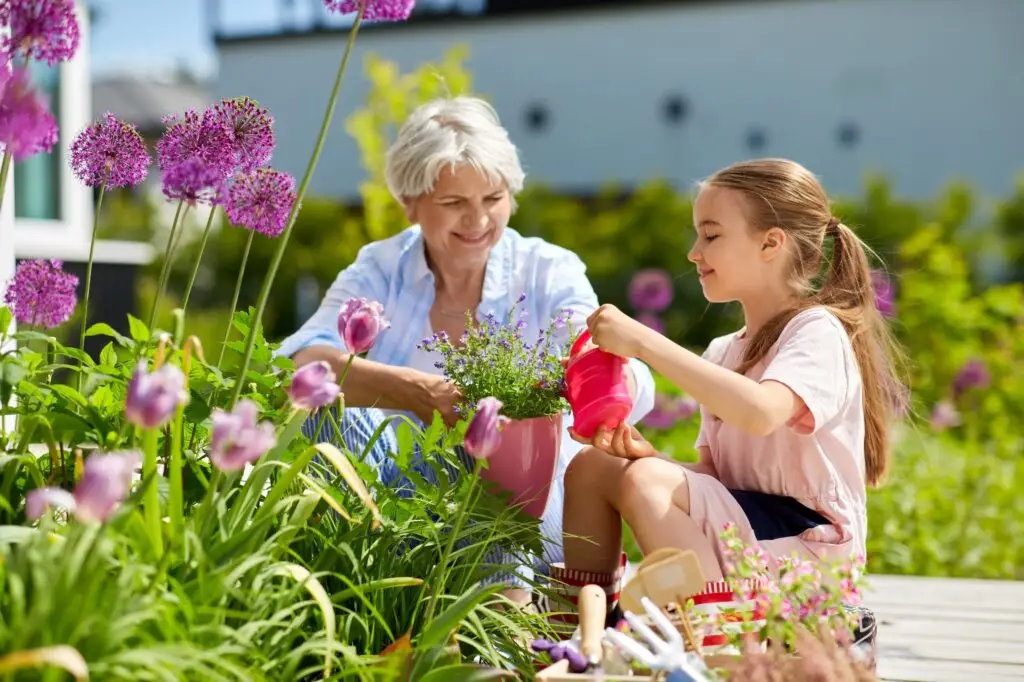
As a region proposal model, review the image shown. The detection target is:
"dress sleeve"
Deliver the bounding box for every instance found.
[758,308,854,434]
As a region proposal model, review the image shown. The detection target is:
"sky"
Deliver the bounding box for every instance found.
[87,0,485,78]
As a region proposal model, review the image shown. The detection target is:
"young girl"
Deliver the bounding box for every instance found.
[549,158,897,654]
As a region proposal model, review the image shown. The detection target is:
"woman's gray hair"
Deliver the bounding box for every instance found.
[384,96,526,204]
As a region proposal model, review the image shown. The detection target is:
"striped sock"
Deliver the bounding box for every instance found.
[689,578,770,652]
[546,553,627,627]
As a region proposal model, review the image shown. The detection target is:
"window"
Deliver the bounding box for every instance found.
[14,59,62,221]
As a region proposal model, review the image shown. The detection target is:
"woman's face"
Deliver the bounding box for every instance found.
[404,163,512,270]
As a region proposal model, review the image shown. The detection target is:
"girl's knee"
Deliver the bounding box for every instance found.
[618,457,690,516]
[564,446,626,496]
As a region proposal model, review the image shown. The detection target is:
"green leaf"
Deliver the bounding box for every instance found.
[85,322,133,347]
[0,306,11,334]
[126,315,150,343]
[417,582,501,651]
[415,664,513,682]
[99,342,117,367]
[49,384,88,408]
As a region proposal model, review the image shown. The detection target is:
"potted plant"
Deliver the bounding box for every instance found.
[421,294,574,518]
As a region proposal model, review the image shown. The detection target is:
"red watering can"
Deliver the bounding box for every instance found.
[563,330,633,439]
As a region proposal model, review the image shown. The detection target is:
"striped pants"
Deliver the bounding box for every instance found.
[301,405,568,590]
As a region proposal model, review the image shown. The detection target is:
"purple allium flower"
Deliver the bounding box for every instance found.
[161,157,226,206]
[212,96,274,174]
[155,107,235,178]
[323,0,415,22]
[225,167,295,237]
[2,258,77,328]
[870,269,895,318]
[0,0,80,66]
[68,112,150,188]
[0,65,58,161]
[124,361,189,429]
[209,399,277,472]
[73,450,140,524]
[337,297,390,355]
[463,396,509,460]
[636,311,666,335]
[288,360,341,410]
[929,400,960,431]
[628,268,674,312]
[952,358,990,395]
[25,486,75,521]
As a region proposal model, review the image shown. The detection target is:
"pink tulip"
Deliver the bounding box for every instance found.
[209,399,277,472]
[74,450,140,523]
[25,487,76,521]
[125,361,189,429]
[288,360,341,410]
[337,297,389,356]
[464,396,510,460]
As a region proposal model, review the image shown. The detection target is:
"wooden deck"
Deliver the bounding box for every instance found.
[867,574,1024,682]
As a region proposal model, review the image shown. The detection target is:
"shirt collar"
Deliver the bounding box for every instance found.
[406,225,511,314]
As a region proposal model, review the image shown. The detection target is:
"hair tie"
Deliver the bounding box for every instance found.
[827,217,841,234]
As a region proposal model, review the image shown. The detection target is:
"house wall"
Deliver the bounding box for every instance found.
[214,0,1024,201]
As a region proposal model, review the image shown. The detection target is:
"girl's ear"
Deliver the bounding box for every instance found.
[760,227,787,262]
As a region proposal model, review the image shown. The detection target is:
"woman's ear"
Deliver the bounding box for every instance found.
[760,227,787,262]
[401,197,418,224]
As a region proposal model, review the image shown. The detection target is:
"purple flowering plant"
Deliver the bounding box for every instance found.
[419,294,575,421]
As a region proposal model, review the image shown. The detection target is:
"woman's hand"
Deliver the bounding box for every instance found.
[587,304,655,359]
[405,370,463,427]
[569,422,658,460]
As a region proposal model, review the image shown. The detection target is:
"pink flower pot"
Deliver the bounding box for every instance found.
[478,412,562,519]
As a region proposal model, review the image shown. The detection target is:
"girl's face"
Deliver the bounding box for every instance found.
[688,185,787,304]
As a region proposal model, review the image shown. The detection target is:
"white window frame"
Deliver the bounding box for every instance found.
[13,1,93,258]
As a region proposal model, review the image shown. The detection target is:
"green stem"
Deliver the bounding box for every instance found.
[181,205,218,314]
[77,184,107,384]
[168,406,185,542]
[217,229,255,368]
[147,200,186,332]
[142,428,163,558]
[0,151,11,215]
[228,8,366,407]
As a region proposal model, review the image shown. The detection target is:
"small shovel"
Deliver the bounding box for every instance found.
[578,584,607,673]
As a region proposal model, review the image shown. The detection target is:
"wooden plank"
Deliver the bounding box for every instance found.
[879,658,1024,682]
[865,574,1024,611]
[866,574,1024,681]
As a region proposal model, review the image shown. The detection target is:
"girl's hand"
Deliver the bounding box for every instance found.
[569,422,658,459]
[587,304,654,359]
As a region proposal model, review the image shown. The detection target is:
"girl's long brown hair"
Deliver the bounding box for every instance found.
[703,158,903,487]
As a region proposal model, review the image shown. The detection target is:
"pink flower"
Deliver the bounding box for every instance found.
[287,361,341,410]
[930,400,960,430]
[628,269,674,312]
[125,361,189,429]
[337,297,389,356]
[953,358,990,395]
[25,486,75,520]
[209,400,276,472]
[323,0,415,22]
[0,65,58,161]
[463,396,510,460]
[635,311,666,334]
[74,450,140,523]
[0,0,80,66]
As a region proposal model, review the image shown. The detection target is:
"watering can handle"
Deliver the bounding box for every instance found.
[569,330,592,359]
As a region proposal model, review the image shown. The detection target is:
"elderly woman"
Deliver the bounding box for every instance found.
[276,96,655,603]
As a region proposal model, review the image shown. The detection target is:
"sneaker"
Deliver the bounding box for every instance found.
[844,604,878,673]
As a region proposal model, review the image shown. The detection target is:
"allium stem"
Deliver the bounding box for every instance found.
[181,205,218,314]
[0,151,10,214]
[147,200,186,331]
[217,228,255,367]
[142,427,163,558]
[227,7,366,407]
[77,183,107,381]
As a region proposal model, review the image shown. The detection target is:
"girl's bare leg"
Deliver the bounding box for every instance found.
[562,447,723,581]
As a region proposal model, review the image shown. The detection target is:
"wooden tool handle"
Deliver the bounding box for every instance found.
[578,584,606,664]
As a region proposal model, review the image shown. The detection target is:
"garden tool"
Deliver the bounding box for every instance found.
[578,584,607,672]
[604,596,714,682]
